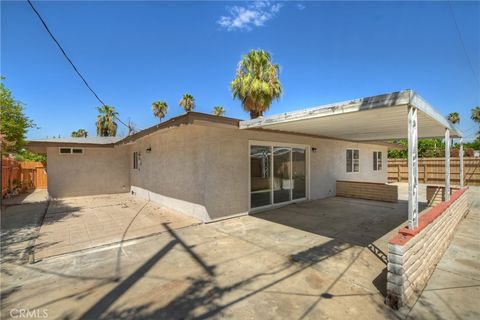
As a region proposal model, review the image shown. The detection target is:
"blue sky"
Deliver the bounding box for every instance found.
[2,1,479,140]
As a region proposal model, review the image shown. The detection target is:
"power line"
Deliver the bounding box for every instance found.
[448,0,479,88]
[26,0,129,128]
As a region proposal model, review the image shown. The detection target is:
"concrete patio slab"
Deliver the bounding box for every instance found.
[34,194,200,260]
[2,185,477,319]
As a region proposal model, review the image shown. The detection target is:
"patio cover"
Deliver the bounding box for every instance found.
[240,89,463,230]
[239,90,462,140]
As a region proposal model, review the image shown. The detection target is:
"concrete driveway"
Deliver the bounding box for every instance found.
[34,194,200,260]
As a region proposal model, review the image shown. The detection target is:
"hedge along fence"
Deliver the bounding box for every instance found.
[388,157,480,186]
[2,158,48,197]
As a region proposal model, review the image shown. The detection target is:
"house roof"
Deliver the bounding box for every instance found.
[28,137,122,145]
[239,90,462,141]
[27,112,240,149]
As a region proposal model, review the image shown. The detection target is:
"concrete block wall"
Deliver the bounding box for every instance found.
[426,185,460,207]
[386,188,470,309]
[336,180,398,202]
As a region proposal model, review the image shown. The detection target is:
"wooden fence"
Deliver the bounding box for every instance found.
[388,157,480,186]
[2,158,48,196]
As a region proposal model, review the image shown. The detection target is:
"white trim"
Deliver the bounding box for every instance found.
[345,148,360,173]
[373,151,383,171]
[248,140,310,213]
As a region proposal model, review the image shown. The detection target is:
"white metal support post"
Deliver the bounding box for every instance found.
[445,129,451,200]
[460,138,464,188]
[408,106,419,229]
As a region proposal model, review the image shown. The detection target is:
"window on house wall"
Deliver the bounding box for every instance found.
[346,149,359,173]
[133,152,139,169]
[59,147,84,155]
[373,151,382,171]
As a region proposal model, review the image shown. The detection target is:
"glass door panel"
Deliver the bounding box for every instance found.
[292,148,306,200]
[250,146,272,208]
[273,147,292,204]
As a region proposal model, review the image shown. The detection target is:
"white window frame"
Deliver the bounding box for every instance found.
[346,149,360,173]
[248,140,311,213]
[373,151,383,171]
[58,147,84,155]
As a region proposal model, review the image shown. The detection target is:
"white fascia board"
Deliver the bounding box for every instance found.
[409,91,463,138]
[239,90,411,129]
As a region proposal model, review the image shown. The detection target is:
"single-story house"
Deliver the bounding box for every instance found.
[28,89,471,308]
[27,90,462,223]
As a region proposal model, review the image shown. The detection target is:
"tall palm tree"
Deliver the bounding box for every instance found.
[230,49,282,119]
[447,112,460,124]
[96,105,118,137]
[71,129,88,138]
[152,101,168,123]
[179,94,195,112]
[213,106,225,116]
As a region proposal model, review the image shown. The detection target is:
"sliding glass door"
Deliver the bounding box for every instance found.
[250,143,307,210]
[250,146,272,208]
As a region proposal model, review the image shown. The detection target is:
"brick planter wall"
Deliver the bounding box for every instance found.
[336,180,398,202]
[386,188,470,309]
[426,185,460,207]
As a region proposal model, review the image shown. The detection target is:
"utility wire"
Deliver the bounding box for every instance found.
[447,0,479,88]
[27,0,129,128]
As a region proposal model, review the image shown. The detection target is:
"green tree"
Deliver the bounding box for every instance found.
[212,106,225,116]
[447,112,460,124]
[230,49,282,119]
[71,129,88,138]
[96,105,118,137]
[388,139,445,158]
[14,150,46,162]
[152,101,168,122]
[179,94,195,112]
[0,78,35,153]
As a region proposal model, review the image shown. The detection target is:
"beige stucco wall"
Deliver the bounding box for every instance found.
[46,146,130,198]
[129,124,388,220]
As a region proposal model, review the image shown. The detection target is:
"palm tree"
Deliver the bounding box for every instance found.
[230,49,282,119]
[213,106,225,116]
[447,112,460,124]
[472,106,480,123]
[179,94,195,112]
[71,129,88,138]
[152,101,168,123]
[96,105,118,137]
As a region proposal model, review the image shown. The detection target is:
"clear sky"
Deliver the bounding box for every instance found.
[2,1,479,140]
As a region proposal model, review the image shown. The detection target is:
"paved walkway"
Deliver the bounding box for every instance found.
[35,194,200,260]
[406,187,480,319]
[2,189,48,206]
